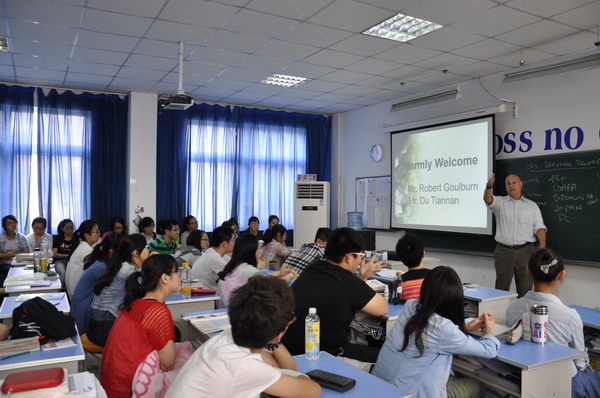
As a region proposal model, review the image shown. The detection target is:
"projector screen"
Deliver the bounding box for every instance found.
[391,115,494,235]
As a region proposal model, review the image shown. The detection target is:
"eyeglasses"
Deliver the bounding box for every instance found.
[350,252,366,262]
[288,312,297,326]
[91,230,101,234]
[170,228,180,233]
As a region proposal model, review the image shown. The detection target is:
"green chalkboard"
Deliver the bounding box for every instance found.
[414,151,600,266]
[494,151,600,265]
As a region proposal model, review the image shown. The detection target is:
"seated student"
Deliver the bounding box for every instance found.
[138,216,157,245]
[506,248,600,397]
[0,215,29,286]
[260,224,292,269]
[261,214,279,244]
[148,219,180,255]
[191,226,235,290]
[282,227,388,363]
[240,216,263,240]
[66,220,100,298]
[26,217,53,253]
[102,216,125,239]
[373,266,499,398]
[52,219,76,286]
[176,229,208,266]
[101,255,181,398]
[87,234,149,346]
[166,275,322,398]
[217,236,296,308]
[283,227,331,275]
[227,217,239,234]
[396,232,430,301]
[179,215,198,251]
[71,232,122,334]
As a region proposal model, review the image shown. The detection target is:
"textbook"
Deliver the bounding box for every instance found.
[0,337,40,357]
[42,337,77,350]
[190,314,231,334]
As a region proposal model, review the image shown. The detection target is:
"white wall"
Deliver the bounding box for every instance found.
[127,92,158,234]
[336,66,600,309]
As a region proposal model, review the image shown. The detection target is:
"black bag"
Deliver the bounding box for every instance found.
[10,297,77,344]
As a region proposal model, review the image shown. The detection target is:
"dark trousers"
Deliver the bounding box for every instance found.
[328,343,381,363]
[494,243,535,298]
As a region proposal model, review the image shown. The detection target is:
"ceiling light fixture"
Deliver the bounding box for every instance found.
[390,87,462,112]
[261,74,308,88]
[503,48,600,84]
[0,37,9,53]
[363,13,443,43]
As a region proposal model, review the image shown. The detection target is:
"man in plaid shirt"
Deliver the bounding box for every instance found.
[283,228,332,274]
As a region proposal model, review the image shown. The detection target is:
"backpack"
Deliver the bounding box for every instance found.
[10,297,77,344]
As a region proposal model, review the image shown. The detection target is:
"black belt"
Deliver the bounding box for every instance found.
[497,242,533,250]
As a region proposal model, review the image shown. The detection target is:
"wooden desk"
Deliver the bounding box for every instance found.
[0,293,70,328]
[4,267,62,295]
[463,286,517,325]
[454,339,586,397]
[165,293,219,341]
[294,352,411,397]
[0,333,85,379]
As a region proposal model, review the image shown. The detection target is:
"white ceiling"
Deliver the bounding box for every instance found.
[0,0,598,113]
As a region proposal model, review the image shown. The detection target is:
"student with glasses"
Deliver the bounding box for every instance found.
[166,275,321,398]
[0,215,29,286]
[282,227,388,364]
[66,220,100,298]
[179,215,198,251]
[148,219,180,255]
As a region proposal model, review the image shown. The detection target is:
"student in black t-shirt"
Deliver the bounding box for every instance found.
[53,218,76,286]
[396,232,431,301]
[282,227,388,363]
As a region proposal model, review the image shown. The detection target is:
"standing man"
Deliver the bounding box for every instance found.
[484,173,547,297]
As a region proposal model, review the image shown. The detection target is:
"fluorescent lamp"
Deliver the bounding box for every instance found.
[261,74,308,88]
[363,13,443,43]
[503,49,600,84]
[390,87,462,112]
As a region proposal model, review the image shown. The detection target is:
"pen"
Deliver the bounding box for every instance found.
[0,351,28,361]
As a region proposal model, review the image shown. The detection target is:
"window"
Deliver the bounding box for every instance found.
[188,119,306,231]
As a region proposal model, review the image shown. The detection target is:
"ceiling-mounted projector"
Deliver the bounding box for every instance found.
[161,41,194,111]
[163,93,193,110]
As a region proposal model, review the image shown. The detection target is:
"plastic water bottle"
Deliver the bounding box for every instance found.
[179,263,192,299]
[41,236,49,258]
[305,308,320,360]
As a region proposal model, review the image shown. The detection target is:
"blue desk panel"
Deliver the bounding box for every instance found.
[496,339,586,370]
[463,286,517,302]
[295,352,411,397]
[0,333,84,373]
[384,303,405,320]
[570,305,600,329]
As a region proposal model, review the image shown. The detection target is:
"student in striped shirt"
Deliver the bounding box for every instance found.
[148,219,180,255]
[397,232,430,301]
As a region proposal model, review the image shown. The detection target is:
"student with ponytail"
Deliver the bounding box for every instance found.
[507,248,600,397]
[101,254,181,398]
[66,220,100,298]
[71,232,122,334]
[85,234,148,346]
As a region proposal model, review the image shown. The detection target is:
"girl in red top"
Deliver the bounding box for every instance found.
[101,254,180,398]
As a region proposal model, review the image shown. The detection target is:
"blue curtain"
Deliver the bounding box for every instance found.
[0,85,35,232]
[157,103,332,231]
[37,89,128,233]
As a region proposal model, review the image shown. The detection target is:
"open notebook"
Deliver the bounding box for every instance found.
[190,314,231,334]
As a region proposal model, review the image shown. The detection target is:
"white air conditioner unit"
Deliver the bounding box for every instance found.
[294,181,330,248]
